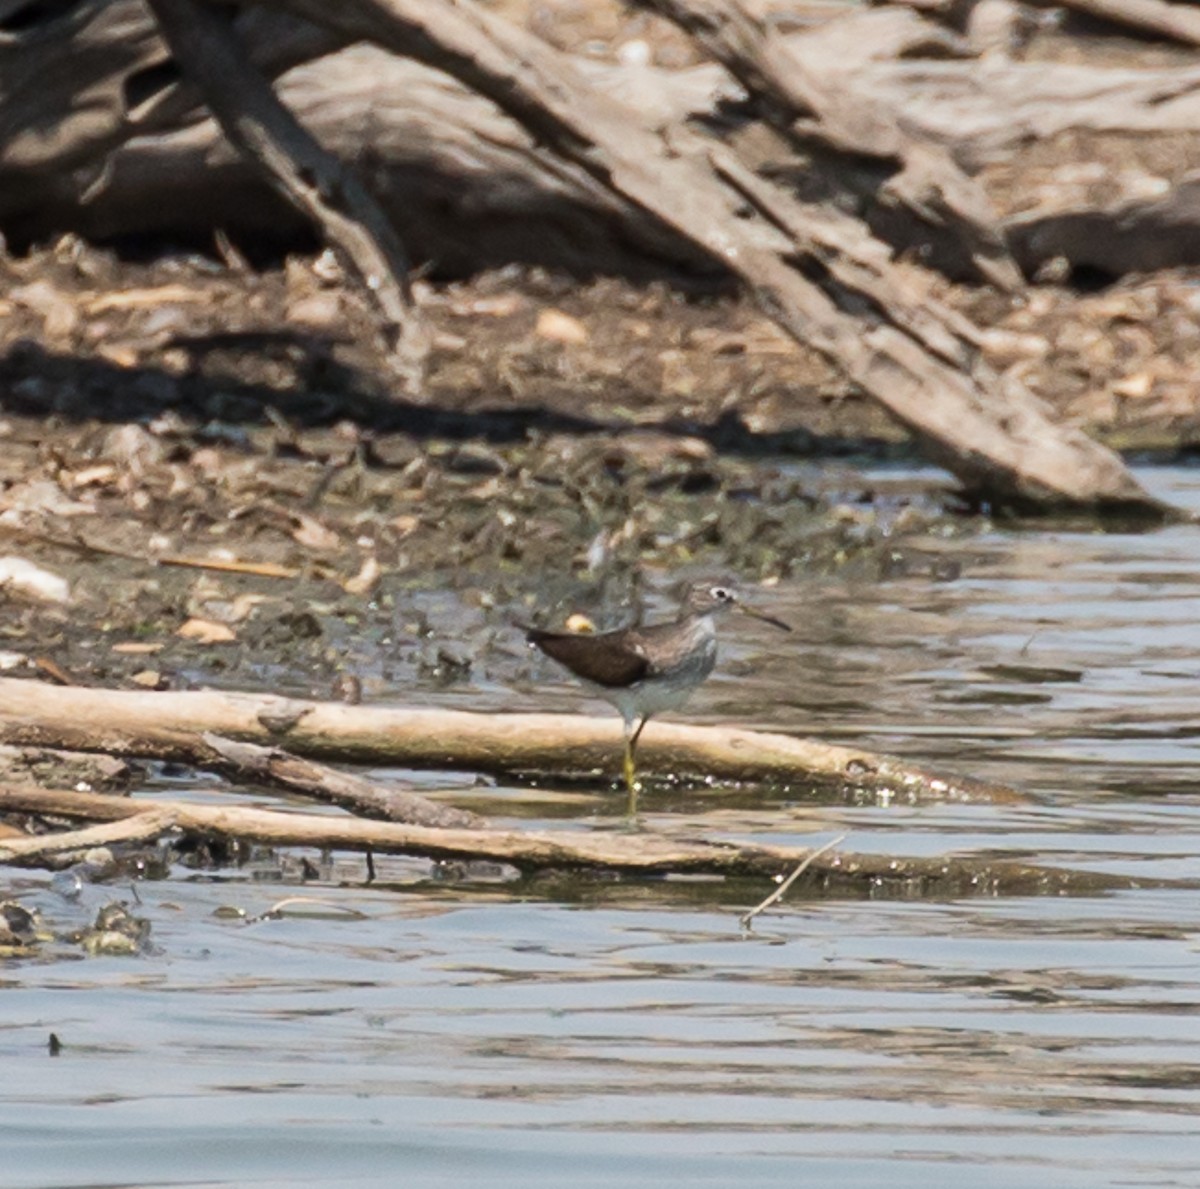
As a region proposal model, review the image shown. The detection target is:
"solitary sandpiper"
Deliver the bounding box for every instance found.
[525,581,791,818]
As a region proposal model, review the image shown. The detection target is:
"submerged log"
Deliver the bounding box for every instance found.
[0,782,1146,896]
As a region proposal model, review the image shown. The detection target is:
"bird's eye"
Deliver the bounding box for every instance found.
[711,586,733,601]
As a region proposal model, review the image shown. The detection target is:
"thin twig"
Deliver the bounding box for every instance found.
[255,895,369,921]
[0,524,305,579]
[739,833,846,931]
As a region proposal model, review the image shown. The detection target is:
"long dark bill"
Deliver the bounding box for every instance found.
[737,603,791,632]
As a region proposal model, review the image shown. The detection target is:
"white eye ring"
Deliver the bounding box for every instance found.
[711,586,733,601]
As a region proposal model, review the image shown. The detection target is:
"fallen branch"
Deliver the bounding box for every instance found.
[638,0,1020,290]
[0,678,1024,805]
[198,732,485,829]
[28,31,1200,272]
[0,784,1143,895]
[0,809,179,859]
[0,0,1184,511]
[144,0,428,391]
[246,0,1162,512]
[0,713,483,830]
[1030,0,1200,47]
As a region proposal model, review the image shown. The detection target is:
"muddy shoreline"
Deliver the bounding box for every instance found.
[3,233,1199,697]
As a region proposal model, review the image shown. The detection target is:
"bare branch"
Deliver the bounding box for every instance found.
[144,0,428,391]
[0,784,1144,895]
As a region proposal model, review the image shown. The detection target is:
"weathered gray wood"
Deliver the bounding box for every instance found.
[0,677,1023,804]
[234,0,1165,512]
[1008,170,1200,277]
[7,3,1200,270]
[0,1,344,200]
[990,0,1200,46]
[884,0,1200,45]
[0,783,1145,894]
[19,45,705,278]
[635,0,1021,290]
[0,0,1182,511]
[144,0,427,390]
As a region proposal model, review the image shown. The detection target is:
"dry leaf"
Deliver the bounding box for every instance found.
[95,344,139,368]
[292,515,341,551]
[343,555,381,595]
[85,285,204,313]
[228,593,271,622]
[69,464,118,489]
[536,309,588,344]
[177,618,237,644]
[111,642,165,655]
[1112,373,1154,399]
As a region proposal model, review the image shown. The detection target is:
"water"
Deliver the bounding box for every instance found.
[4,468,1200,1188]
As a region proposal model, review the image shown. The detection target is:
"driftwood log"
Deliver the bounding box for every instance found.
[0,782,1147,897]
[0,677,1024,805]
[894,0,1200,49]
[0,679,1150,896]
[12,13,1200,280]
[635,0,1020,292]
[0,0,1185,514]
[0,719,483,829]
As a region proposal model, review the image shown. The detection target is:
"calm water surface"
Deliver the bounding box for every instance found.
[4,467,1200,1189]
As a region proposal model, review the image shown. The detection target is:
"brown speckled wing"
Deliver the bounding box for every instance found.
[526,628,649,688]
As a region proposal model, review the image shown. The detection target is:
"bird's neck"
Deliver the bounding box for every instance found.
[676,612,716,642]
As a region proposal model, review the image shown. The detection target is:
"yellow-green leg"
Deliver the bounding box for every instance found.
[622,735,639,820]
[623,716,649,823]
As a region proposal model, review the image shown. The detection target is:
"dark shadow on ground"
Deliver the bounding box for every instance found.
[0,340,910,461]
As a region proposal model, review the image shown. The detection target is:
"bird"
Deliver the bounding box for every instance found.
[524,581,791,819]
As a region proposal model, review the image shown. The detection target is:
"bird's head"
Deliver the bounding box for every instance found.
[681,582,791,631]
